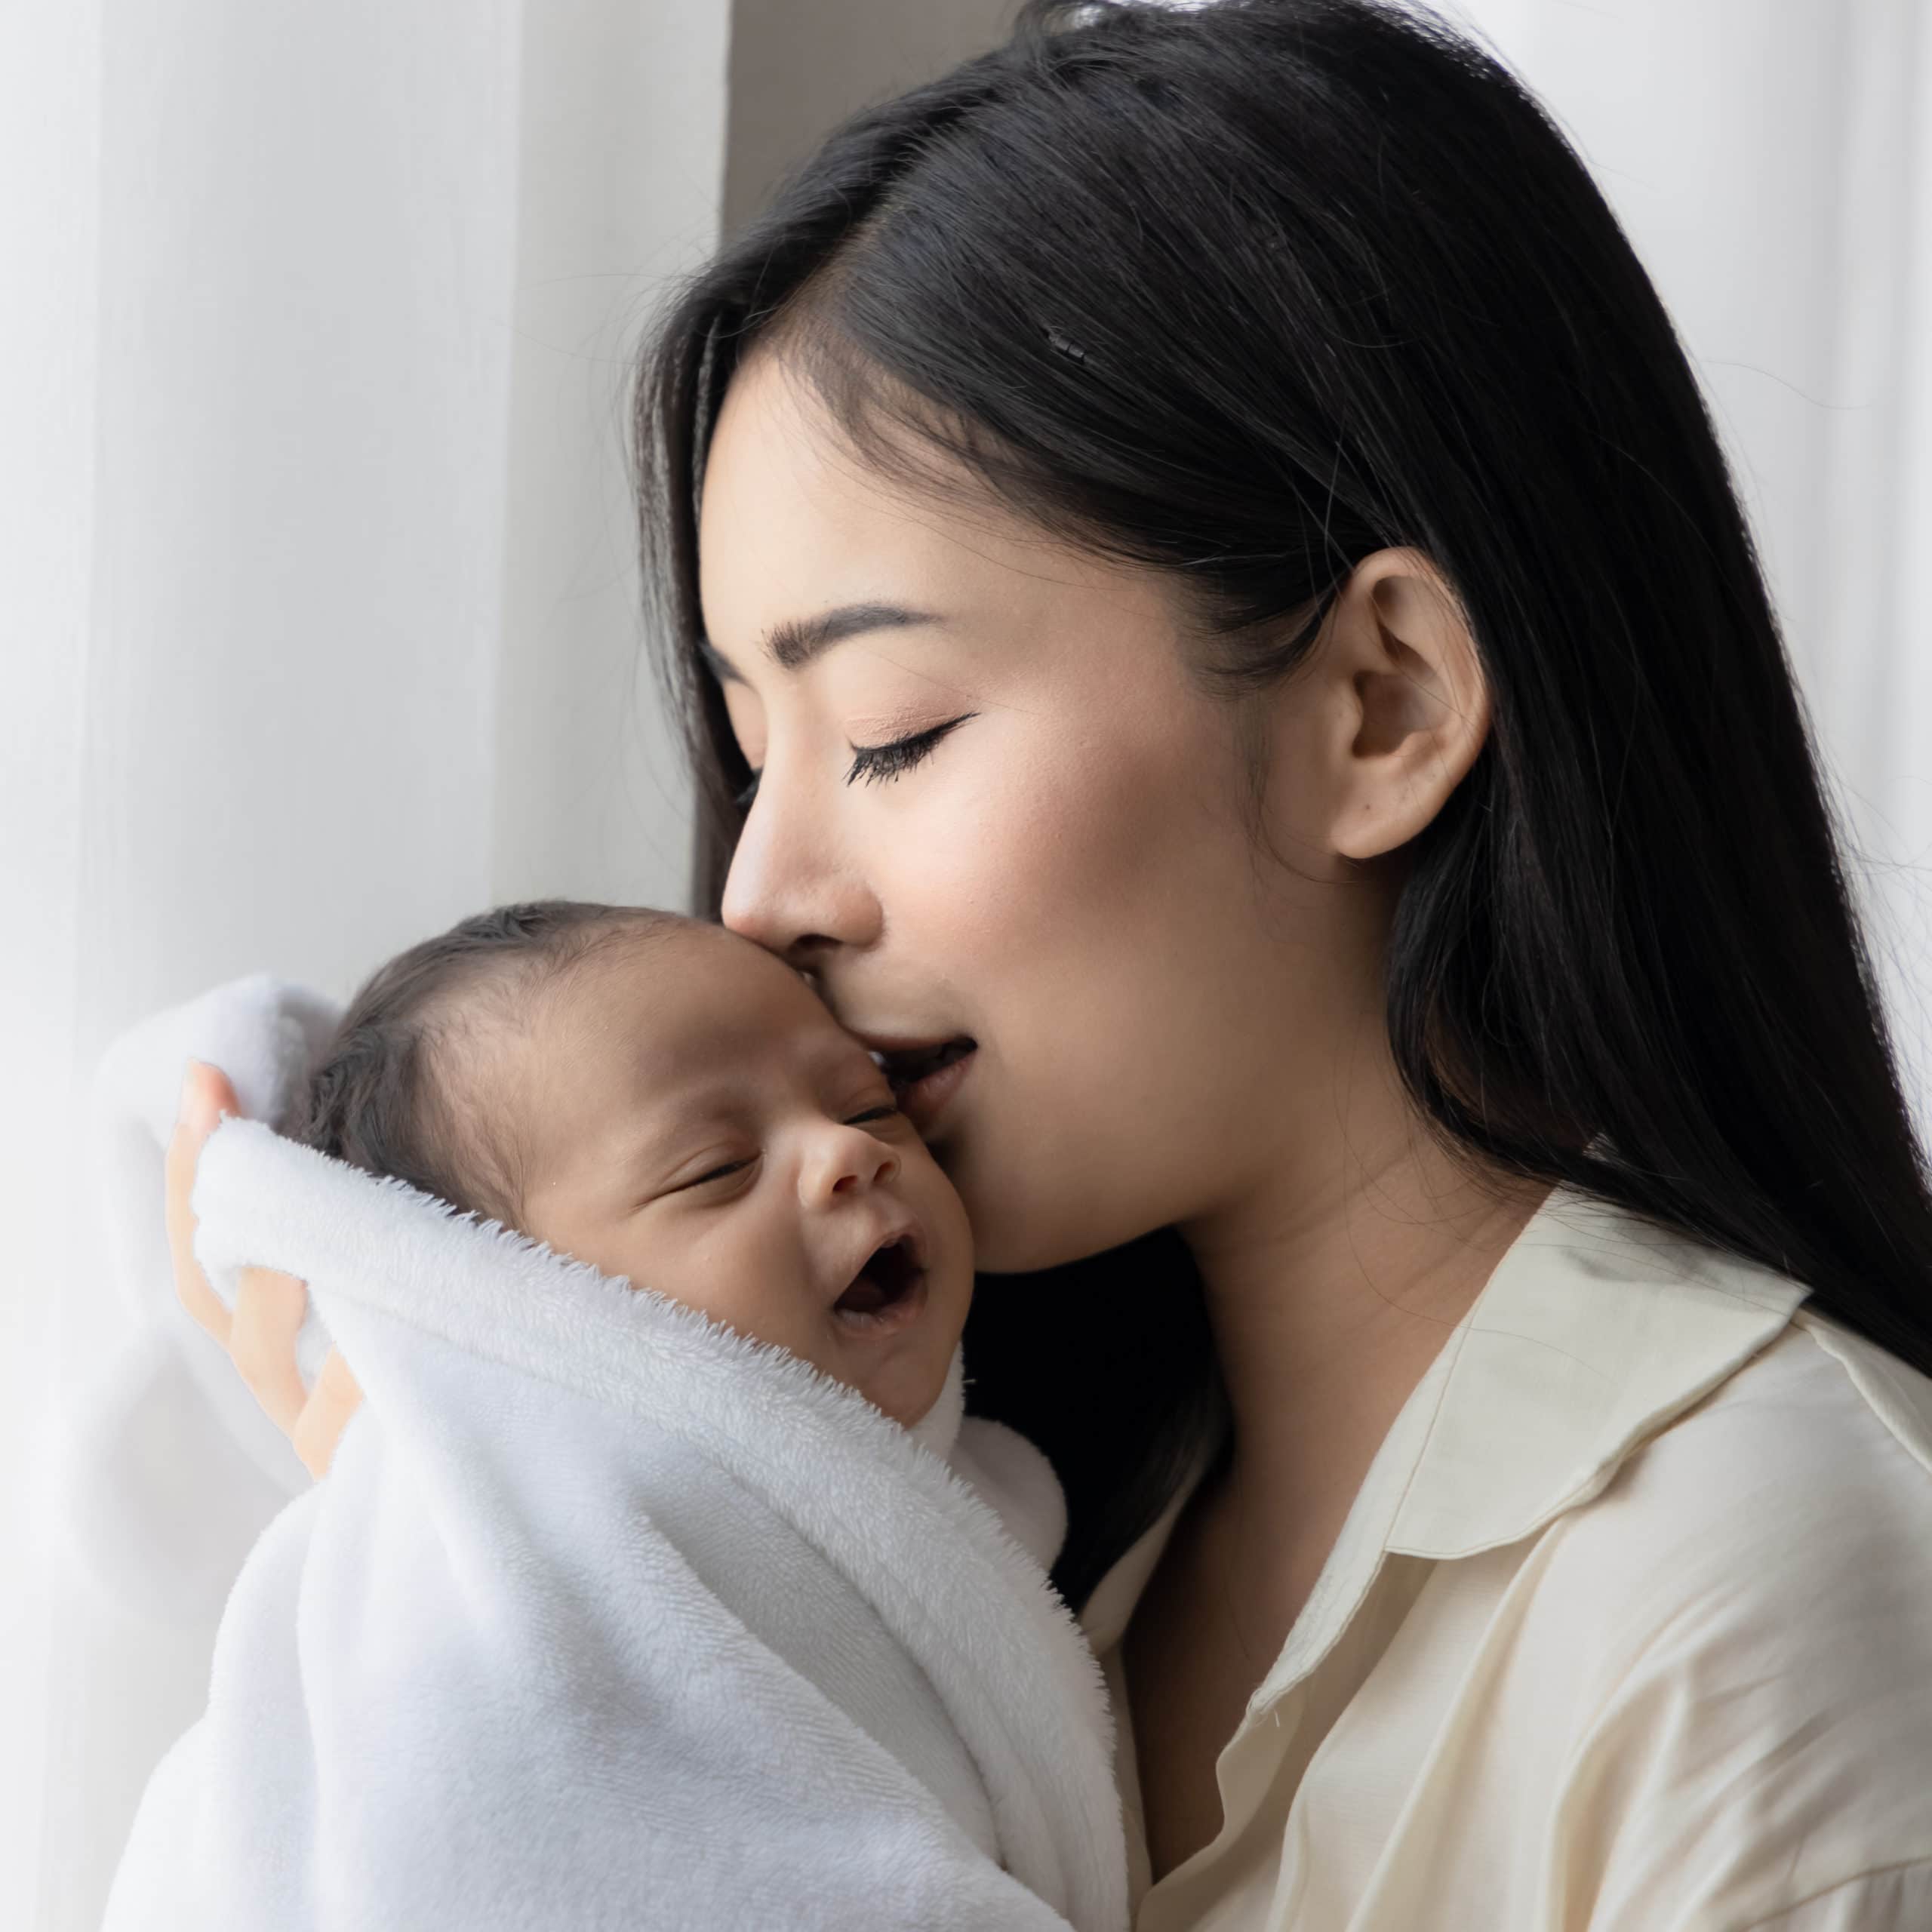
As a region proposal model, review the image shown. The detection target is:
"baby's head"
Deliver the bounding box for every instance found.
[291,902,974,1429]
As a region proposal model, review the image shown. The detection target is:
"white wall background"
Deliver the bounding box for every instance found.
[2,1,1927,1925]
[2,2,727,1924]
[724,0,1016,231]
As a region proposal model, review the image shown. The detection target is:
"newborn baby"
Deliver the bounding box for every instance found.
[288,897,978,1438]
[108,900,1128,1932]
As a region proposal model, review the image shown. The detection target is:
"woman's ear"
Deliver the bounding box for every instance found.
[1297,548,1491,863]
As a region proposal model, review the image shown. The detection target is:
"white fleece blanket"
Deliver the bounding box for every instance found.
[98,1031,1128,1930]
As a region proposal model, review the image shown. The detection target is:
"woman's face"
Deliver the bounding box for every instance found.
[697,351,1392,1272]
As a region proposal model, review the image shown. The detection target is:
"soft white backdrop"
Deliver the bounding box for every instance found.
[2,2,1927,1925]
[2,2,725,1923]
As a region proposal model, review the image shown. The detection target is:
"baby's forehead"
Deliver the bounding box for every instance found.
[543,924,851,1078]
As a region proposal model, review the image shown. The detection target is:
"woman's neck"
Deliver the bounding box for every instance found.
[1180,1086,1549,1571]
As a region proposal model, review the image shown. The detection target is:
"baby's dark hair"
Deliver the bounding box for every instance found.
[288,899,690,1226]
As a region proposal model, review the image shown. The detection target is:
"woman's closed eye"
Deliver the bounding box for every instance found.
[733,712,978,811]
[845,712,977,789]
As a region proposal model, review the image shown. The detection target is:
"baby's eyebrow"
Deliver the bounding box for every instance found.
[608,1088,726,1155]
[700,603,943,684]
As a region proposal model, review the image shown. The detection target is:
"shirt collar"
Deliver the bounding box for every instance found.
[1386,1184,1806,1558]
[1078,1184,1807,1666]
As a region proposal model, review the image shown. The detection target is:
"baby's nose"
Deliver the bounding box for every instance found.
[803,1124,900,1204]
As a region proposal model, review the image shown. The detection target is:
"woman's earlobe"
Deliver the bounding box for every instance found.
[1327,551,1490,862]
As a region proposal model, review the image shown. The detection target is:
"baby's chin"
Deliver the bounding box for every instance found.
[826,1313,961,1437]
[822,1234,971,1432]
[846,1327,962,1434]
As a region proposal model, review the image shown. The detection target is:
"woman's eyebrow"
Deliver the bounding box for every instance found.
[700,602,943,683]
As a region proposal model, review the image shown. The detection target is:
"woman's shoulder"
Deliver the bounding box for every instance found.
[1481,1189,1932,1601]
[1531,1306,1932,1659]
[1578,1307,1932,1580]
[1510,1310,1932,1919]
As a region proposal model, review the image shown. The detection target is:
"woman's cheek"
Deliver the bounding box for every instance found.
[924,717,1149,911]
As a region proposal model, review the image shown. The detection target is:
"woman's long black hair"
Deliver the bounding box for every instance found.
[631,0,1932,1606]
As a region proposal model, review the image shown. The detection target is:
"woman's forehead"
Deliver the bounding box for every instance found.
[697,354,1066,634]
[702,387,952,601]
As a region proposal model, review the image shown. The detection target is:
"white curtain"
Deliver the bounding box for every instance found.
[2,2,1926,1926]
[1,2,724,1925]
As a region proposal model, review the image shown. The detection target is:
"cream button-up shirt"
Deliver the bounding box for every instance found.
[1078,1187,1932,1931]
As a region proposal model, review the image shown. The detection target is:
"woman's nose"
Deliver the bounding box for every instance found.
[798,1124,901,1210]
[718,789,881,968]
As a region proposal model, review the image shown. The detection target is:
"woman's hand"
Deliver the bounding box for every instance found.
[167,1059,364,1477]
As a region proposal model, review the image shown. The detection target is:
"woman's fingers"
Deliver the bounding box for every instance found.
[292,1348,365,1479]
[229,1265,315,1438]
[162,1055,352,1476]
[165,1059,242,1345]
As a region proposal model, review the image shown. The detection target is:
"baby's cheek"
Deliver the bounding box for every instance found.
[648,1212,817,1351]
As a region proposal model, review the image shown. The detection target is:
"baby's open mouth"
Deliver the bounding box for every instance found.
[833,1235,926,1318]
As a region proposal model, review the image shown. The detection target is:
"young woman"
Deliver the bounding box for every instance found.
[170,1,1932,1924]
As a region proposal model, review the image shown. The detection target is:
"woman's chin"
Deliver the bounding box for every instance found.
[934,1101,1182,1272]
[955,1174,1164,1276]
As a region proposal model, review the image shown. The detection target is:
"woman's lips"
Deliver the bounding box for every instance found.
[893,1042,975,1133]
[857,1033,977,1133]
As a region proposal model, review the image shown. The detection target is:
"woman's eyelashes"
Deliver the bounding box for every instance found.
[846,712,977,788]
[733,713,979,811]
